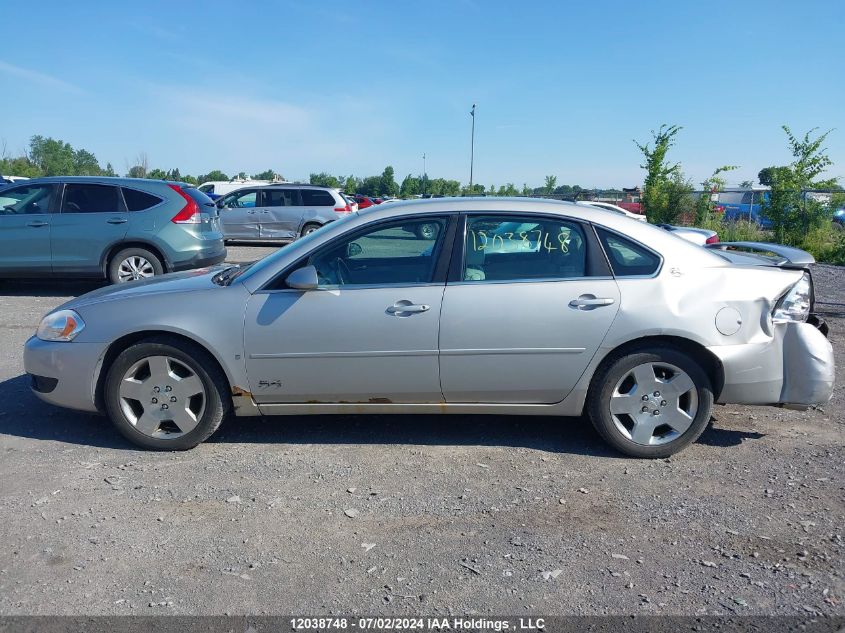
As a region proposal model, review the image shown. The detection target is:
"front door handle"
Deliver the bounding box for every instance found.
[26,220,49,227]
[106,217,127,224]
[386,300,431,315]
[569,295,615,309]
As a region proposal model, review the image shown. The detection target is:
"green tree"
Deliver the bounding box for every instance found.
[253,169,280,181]
[694,165,739,225]
[758,166,790,186]
[380,166,398,197]
[310,172,341,188]
[198,170,229,183]
[635,124,684,223]
[343,175,359,194]
[400,174,420,197]
[103,162,117,177]
[146,168,168,180]
[544,175,557,194]
[72,148,103,175]
[29,135,75,176]
[763,126,837,243]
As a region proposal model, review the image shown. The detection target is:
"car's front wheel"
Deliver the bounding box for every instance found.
[104,336,229,450]
[587,347,713,458]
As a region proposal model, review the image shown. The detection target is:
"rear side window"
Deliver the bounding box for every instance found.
[262,189,298,207]
[122,188,163,211]
[61,184,121,213]
[596,228,661,277]
[301,189,336,207]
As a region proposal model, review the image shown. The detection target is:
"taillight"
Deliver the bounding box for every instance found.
[705,234,720,244]
[168,185,202,224]
[334,205,352,213]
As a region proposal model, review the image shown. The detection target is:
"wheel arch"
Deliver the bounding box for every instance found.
[588,335,725,402]
[101,241,171,276]
[94,330,234,413]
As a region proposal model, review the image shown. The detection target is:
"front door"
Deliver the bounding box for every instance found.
[0,183,56,275]
[243,216,452,403]
[218,188,260,240]
[50,183,129,274]
[257,188,302,240]
[439,214,620,404]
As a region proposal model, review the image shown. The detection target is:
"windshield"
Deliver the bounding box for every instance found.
[236,213,359,283]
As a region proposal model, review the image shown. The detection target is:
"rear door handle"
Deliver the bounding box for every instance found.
[386,301,431,315]
[569,295,615,309]
[106,217,127,224]
[26,221,49,227]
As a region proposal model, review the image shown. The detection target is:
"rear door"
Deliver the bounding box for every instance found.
[257,188,301,240]
[50,183,128,274]
[218,188,260,240]
[439,213,621,404]
[0,183,56,274]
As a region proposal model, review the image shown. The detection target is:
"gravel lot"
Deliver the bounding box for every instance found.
[0,246,842,617]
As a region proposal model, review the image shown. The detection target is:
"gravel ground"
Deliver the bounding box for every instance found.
[0,250,842,617]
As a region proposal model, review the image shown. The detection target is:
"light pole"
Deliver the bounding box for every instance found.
[422,153,426,196]
[469,104,476,193]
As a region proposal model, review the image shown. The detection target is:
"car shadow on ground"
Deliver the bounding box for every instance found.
[0,374,766,456]
[0,279,105,298]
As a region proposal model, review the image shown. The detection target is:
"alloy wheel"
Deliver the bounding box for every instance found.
[608,361,698,446]
[117,355,206,439]
[117,256,155,282]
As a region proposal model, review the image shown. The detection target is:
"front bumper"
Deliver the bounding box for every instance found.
[710,319,834,407]
[24,336,105,413]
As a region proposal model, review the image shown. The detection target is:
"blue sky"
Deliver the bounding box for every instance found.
[1,0,843,188]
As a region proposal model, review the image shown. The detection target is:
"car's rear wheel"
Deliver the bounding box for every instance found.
[109,247,163,284]
[587,347,713,458]
[300,222,321,238]
[104,336,229,450]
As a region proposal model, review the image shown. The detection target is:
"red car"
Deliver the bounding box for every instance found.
[354,195,375,210]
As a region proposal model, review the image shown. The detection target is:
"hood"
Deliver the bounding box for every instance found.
[57,265,230,311]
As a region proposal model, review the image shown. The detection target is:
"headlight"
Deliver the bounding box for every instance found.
[36,309,86,342]
[772,272,812,323]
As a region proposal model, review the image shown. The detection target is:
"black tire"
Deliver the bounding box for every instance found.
[108,247,164,284]
[104,336,230,450]
[586,346,713,458]
[300,222,322,238]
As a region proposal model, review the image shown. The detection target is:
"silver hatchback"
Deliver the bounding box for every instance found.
[24,198,834,457]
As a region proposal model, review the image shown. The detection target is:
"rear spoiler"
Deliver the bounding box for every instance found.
[705,241,815,268]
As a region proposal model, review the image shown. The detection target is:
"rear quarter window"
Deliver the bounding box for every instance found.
[596,228,661,277]
[301,189,336,207]
[122,188,163,211]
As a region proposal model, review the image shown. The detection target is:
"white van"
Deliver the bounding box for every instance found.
[198,178,277,198]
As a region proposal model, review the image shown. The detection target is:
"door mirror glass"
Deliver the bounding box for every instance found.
[347,242,363,258]
[286,265,319,290]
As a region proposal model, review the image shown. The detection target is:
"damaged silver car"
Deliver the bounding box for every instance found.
[24,198,834,457]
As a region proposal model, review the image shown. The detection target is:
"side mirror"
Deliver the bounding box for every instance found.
[286,265,319,290]
[347,242,363,257]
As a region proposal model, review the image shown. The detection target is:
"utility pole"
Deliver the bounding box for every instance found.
[469,104,476,193]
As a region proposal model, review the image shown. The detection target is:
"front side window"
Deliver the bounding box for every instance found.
[0,184,55,215]
[262,189,298,207]
[304,217,447,287]
[220,189,256,208]
[596,228,661,277]
[301,189,336,207]
[462,215,587,282]
[61,184,121,213]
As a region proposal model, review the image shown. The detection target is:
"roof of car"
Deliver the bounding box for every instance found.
[257,183,338,191]
[13,176,194,187]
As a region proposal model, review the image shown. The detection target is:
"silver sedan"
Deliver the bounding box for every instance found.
[24,198,834,457]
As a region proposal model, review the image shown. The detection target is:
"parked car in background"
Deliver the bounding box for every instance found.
[0,177,225,284]
[25,198,832,457]
[833,206,845,227]
[717,187,772,228]
[577,201,647,222]
[658,224,720,245]
[216,184,352,242]
[341,193,358,213]
[197,178,274,200]
[1,175,30,185]
[354,194,376,210]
